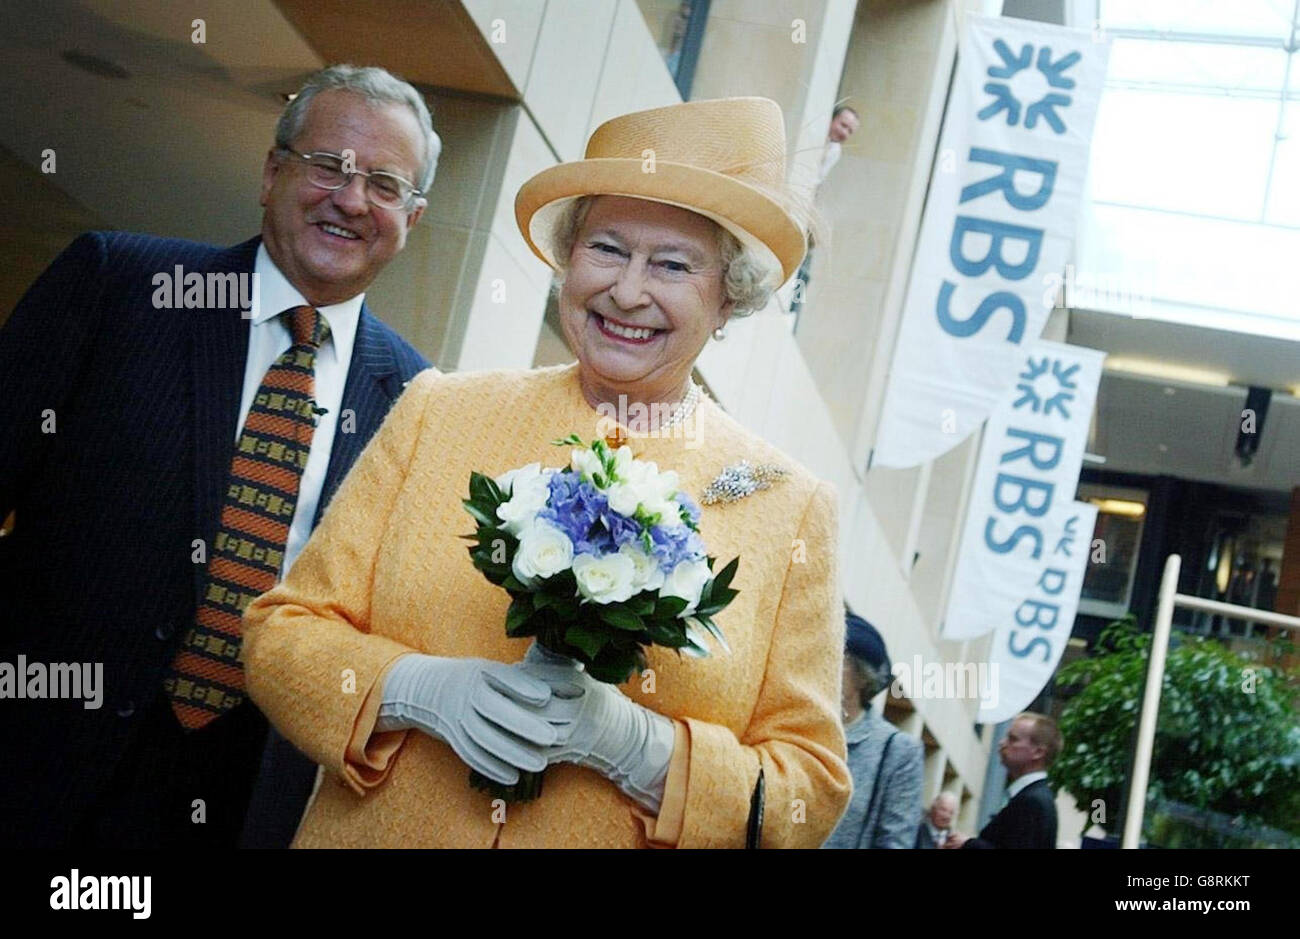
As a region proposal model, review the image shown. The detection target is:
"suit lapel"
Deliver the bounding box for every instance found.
[190,237,258,606]
[313,305,403,527]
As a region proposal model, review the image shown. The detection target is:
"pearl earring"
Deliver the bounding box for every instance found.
[712,324,727,340]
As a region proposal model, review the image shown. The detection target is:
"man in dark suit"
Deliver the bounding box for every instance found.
[944,712,1061,850]
[0,64,437,847]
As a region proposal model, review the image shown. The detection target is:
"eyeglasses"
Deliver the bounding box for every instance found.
[277,148,424,211]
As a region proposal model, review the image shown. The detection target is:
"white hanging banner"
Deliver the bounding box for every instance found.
[872,15,1109,468]
[944,339,1104,642]
[978,500,1097,724]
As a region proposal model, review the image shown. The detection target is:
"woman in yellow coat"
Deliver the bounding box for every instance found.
[242,97,851,848]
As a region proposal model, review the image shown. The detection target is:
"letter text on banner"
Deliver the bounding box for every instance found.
[872,17,1110,468]
[978,501,1097,723]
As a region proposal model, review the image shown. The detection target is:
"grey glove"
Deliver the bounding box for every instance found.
[376,653,558,786]
[519,643,676,814]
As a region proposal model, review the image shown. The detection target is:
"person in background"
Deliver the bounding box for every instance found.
[944,713,1061,850]
[790,104,860,321]
[823,608,923,848]
[915,790,959,848]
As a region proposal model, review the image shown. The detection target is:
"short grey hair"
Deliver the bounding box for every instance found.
[549,195,777,316]
[847,654,892,707]
[275,64,441,195]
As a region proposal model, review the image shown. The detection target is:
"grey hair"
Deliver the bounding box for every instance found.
[847,654,892,707]
[275,64,441,195]
[549,195,777,316]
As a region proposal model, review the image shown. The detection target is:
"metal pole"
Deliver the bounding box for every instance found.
[1121,554,1181,849]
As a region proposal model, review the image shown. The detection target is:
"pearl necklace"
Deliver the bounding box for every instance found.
[659,380,702,431]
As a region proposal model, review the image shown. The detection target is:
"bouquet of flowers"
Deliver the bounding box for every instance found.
[461,434,739,800]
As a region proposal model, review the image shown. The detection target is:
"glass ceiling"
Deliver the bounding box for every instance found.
[1076,0,1300,340]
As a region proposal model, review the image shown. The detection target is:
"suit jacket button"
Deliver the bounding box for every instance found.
[115,701,136,719]
[155,622,175,641]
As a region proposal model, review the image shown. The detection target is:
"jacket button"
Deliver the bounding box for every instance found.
[155,622,175,641]
[115,701,136,719]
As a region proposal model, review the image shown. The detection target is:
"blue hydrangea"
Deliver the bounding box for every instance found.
[647,522,706,573]
[538,473,611,556]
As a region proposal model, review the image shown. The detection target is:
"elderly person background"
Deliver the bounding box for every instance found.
[916,791,959,848]
[822,609,923,848]
[242,97,851,848]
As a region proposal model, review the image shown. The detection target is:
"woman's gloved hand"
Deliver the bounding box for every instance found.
[518,643,676,813]
[375,653,558,785]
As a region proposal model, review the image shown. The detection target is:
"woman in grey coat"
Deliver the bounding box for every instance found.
[822,609,924,848]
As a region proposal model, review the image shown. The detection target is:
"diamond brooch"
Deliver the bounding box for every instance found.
[701,460,789,505]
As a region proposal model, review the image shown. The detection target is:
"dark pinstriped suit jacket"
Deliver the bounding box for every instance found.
[0,231,429,847]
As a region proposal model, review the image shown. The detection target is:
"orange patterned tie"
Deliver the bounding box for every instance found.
[165,306,329,730]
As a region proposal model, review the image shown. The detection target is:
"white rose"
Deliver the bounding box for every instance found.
[571,552,637,605]
[511,520,574,587]
[661,558,712,615]
[495,463,552,536]
[619,542,665,593]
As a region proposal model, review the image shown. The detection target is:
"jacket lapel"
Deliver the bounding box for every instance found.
[313,304,403,527]
[190,237,258,606]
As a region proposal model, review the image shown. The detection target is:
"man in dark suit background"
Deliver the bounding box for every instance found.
[0,64,436,847]
[944,712,1061,850]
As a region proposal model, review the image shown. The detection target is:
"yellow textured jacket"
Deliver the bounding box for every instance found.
[242,363,850,848]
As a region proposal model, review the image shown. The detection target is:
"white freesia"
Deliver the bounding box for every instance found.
[610,445,634,480]
[495,463,551,536]
[571,552,637,604]
[569,448,604,484]
[661,558,712,615]
[619,542,665,592]
[511,520,574,587]
[606,459,683,526]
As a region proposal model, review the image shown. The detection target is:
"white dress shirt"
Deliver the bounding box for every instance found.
[1007,770,1049,801]
[236,244,362,576]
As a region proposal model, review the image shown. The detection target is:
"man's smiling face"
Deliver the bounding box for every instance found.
[259,89,426,306]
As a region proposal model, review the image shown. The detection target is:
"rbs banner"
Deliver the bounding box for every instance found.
[873,16,1109,468]
[942,339,1103,724]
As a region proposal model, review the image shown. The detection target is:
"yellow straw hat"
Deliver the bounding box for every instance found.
[515,97,807,285]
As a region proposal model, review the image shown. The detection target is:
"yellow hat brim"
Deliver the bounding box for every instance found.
[515,158,807,285]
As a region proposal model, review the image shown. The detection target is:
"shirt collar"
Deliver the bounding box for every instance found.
[251,242,363,368]
[1007,770,1048,800]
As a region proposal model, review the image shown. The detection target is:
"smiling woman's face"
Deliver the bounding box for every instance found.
[559,195,731,406]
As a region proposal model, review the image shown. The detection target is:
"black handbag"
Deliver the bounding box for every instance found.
[745,768,765,849]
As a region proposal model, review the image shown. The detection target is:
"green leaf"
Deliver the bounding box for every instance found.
[505,597,533,636]
[597,606,644,631]
[696,615,731,655]
[711,556,740,592]
[564,622,608,659]
[654,595,689,619]
[628,593,656,616]
[469,472,502,508]
[462,499,496,527]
